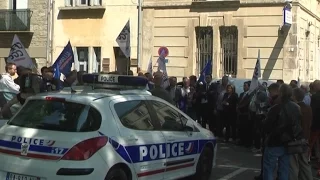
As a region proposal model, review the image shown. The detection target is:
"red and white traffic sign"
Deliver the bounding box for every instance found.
[158,46,169,57]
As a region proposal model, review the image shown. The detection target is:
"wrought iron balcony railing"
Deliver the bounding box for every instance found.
[0,9,31,31]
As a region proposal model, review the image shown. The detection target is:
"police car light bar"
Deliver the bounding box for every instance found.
[82,74,148,88]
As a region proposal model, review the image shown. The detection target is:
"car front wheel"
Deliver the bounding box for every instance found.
[194,146,214,180]
[105,168,128,180]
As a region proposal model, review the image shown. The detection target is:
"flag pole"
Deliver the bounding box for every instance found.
[127,57,130,75]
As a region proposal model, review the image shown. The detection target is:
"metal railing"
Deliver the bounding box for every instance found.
[220,26,238,77]
[196,26,213,74]
[0,9,31,31]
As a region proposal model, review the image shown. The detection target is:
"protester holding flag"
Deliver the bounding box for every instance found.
[43,41,76,91]
[144,72,154,90]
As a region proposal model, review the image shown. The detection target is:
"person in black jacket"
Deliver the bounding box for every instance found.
[222,84,238,142]
[237,81,251,146]
[263,84,302,180]
[309,80,320,163]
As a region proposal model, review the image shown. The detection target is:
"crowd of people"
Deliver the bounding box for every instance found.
[0,63,78,118]
[140,71,318,180]
[0,62,319,180]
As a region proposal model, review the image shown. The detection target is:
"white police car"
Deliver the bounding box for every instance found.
[0,74,217,180]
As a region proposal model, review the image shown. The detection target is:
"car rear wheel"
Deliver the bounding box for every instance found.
[105,168,128,180]
[194,146,213,180]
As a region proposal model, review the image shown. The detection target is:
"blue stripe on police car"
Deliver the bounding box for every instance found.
[0,138,68,156]
[100,132,216,164]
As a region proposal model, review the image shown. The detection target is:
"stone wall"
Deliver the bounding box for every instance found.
[142,5,286,80]
[28,0,48,69]
[53,0,138,72]
[0,0,48,72]
[295,0,320,82]
[142,0,320,82]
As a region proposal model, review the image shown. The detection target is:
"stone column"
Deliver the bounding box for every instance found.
[141,9,155,73]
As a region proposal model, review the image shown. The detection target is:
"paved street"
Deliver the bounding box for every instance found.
[208,140,320,180]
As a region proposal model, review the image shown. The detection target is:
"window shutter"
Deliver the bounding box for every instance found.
[73,47,79,71]
[65,0,71,6]
[92,48,97,73]
[93,0,101,6]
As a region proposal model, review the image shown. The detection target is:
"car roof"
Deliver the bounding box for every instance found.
[27,86,152,105]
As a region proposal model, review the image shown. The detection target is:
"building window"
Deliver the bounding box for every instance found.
[65,0,102,6]
[220,26,238,77]
[196,26,213,74]
[77,47,89,72]
[93,47,101,73]
[79,0,90,6]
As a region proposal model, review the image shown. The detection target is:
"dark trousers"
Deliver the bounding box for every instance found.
[253,114,264,149]
[199,103,215,133]
[187,108,197,121]
[239,113,251,146]
[223,111,237,141]
[216,110,224,137]
[259,135,266,178]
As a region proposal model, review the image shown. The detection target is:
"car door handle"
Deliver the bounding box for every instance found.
[126,136,138,141]
[167,136,175,142]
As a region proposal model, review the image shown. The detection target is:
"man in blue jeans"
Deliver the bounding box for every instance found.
[263,84,302,180]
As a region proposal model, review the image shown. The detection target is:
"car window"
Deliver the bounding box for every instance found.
[150,100,185,131]
[114,100,154,130]
[7,99,101,132]
[0,92,19,119]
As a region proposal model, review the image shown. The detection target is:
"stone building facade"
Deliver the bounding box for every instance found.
[0,0,48,72]
[51,0,138,74]
[141,0,320,82]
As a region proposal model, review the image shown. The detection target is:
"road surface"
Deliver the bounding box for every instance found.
[208,140,320,180]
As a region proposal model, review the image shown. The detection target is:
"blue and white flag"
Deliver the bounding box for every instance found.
[249,49,261,93]
[7,34,34,68]
[52,41,74,78]
[53,63,62,90]
[116,20,130,58]
[198,60,212,84]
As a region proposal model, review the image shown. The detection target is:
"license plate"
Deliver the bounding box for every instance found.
[6,172,40,180]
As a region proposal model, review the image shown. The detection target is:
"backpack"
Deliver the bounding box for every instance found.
[19,73,42,94]
[278,103,303,143]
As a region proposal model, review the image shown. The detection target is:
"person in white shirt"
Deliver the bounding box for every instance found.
[301,85,311,106]
[0,63,20,102]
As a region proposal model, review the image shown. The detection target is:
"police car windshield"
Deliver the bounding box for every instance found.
[7,99,101,132]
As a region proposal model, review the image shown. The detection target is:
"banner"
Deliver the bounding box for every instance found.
[147,56,152,74]
[53,63,62,90]
[7,34,34,68]
[249,49,261,93]
[116,20,130,58]
[52,41,74,77]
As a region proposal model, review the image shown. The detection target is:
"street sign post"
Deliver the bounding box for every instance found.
[158,46,169,57]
